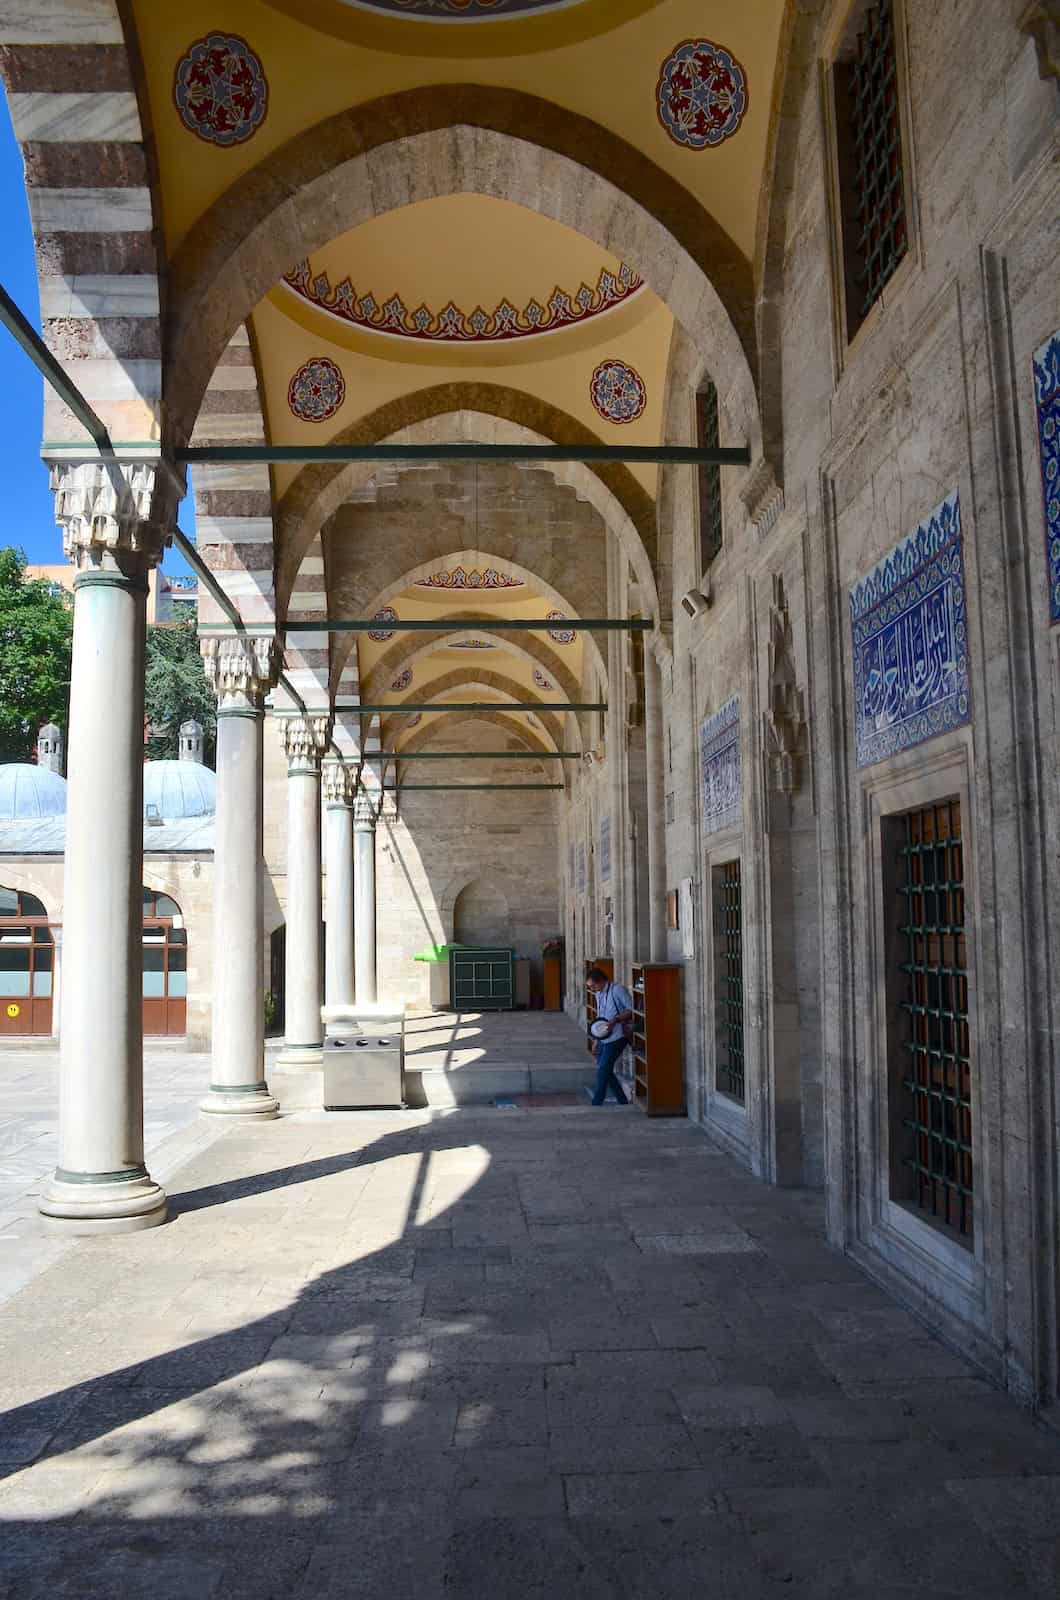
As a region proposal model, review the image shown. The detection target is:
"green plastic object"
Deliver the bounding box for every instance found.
[413,943,467,963]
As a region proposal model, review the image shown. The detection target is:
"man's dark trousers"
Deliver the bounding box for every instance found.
[592,1038,629,1105]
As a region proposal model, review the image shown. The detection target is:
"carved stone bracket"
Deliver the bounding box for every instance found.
[51,460,179,569]
[1021,1,1060,80]
[282,714,331,772]
[763,575,808,794]
[742,457,785,538]
[201,636,281,712]
[322,761,353,807]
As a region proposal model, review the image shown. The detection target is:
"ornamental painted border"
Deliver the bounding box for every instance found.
[700,695,741,834]
[282,259,642,345]
[656,38,749,151]
[173,34,268,147]
[352,1,584,17]
[849,492,970,769]
[415,567,524,589]
[1033,328,1060,624]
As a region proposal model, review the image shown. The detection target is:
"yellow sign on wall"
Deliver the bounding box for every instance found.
[6,1003,20,1018]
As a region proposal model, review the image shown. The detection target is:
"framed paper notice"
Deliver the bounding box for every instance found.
[679,877,695,959]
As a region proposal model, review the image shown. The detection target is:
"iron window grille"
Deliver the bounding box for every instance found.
[714,859,745,1103]
[892,799,973,1243]
[696,380,723,570]
[833,0,908,341]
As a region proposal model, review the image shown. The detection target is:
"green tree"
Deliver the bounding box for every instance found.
[144,620,216,764]
[0,547,73,764]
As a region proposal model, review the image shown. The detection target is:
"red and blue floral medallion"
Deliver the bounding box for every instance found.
[546,611,576,644]
[533,668,553,689]
[174,34,267,147]
[391,668,413,690]
[656,39,748,151]
[368,606,398,642]
[589,359,646,425]
[288,357,346,423]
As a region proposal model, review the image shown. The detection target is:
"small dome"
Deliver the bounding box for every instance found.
[0,764,68,820]
[143,760,216,819]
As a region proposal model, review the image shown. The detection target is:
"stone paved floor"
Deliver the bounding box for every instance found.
[1,1022,1059,1596]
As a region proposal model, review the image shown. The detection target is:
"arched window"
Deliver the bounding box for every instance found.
[142,886,187,1035]
[0,884,54,1034]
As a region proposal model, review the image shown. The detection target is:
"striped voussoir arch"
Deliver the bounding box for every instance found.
[193,325,276,634]
[0,2,163,459]
[281,531,331,719]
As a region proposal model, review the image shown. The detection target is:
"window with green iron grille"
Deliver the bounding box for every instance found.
[713,859,745,1103]
[696,380,723,570]
[886,799,973,1244]
[832,0,909,341]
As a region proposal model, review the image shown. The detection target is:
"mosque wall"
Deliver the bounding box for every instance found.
[646,3,1059,1399]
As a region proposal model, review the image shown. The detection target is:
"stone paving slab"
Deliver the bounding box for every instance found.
[0,1021,1059,1596]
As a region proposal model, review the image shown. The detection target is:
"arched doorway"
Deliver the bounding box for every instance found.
[142,888,187,1036]
[0,886,54,1036]
[453,878,510,948]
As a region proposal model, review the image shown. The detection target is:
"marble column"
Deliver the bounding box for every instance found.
[353,793,378,1004]
[643,642,667,962]
[279,713,330,1064]
[40,461,177,1233]
[200,636,281,1117]
[323,761,355,1014]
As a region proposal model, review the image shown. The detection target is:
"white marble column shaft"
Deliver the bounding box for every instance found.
[644,644,667,962]
[279,715,330,1064]
[354,795,378,1005]
[324,764,356,1013]
[200,637,280,1117]
[40,462,176,1233]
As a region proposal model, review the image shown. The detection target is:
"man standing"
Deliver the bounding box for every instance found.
[587,966,634,1105]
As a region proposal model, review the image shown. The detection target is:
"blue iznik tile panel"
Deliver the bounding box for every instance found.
[1033,329,1060,624]
[600,815,611,881]
[700,696,741,834]
[849,491,970,769]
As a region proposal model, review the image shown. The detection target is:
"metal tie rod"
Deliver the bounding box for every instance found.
[379,750,580,760]
[344,702,603,714]
[382,783,563,792]
[176,443,750,467]
[285,617,650,633]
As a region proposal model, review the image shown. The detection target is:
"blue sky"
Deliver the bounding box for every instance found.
[0,95,194,576]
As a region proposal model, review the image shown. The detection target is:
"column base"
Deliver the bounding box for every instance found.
[275,1043,324,1068]
[200,1083,280,1119]
[39,1167,167,1235]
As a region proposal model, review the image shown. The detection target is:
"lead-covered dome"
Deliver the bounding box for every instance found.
[143,760,216,819]
[0,764,68,820]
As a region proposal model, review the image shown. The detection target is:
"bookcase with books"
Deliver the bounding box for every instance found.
[630,963,685,1116]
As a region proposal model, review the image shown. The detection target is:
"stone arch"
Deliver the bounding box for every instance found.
[166,93,761,454]
[362,622,583,708]
[0,866,60,921]
[281,392,657,618]
[753,0,829,494]
[399,709,555,759]
[382,669,574,752]
[331,543,608,707]
[450,876,512,948]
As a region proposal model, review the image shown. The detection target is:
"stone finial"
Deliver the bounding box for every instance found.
[201,636,281,711]
[282,713,331,771]
[1021,1,1060,80]
[353,791,378,829]
[322,761,352,807]
[36,722,63,775]
[762,575,808,795]
[178,720,204,763]
[50,460,178,568]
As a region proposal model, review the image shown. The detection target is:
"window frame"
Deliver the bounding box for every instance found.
[821,0,920,370]
[692,378,724,577]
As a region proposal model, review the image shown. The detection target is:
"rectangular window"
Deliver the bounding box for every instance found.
[712,859,745,1103]
[696,380,722,570]
[832,0,908,342]
[885,798,973,1244]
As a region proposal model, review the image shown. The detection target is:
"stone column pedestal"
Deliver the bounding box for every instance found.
[39,461,176,1233]
[278,714,331,1065]
[354,793,378,1005]
[200,637,281,1118]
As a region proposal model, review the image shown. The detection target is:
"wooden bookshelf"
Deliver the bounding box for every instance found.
[630,963,685,1116]
[584,957,614,1054]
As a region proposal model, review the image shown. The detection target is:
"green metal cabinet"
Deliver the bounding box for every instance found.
[448,947,514,1011]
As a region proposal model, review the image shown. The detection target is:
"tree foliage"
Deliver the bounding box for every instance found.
[144,621,216,764]
[0,547,73,764]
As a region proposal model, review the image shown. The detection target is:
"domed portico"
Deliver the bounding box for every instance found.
[0,0,1057,1443]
